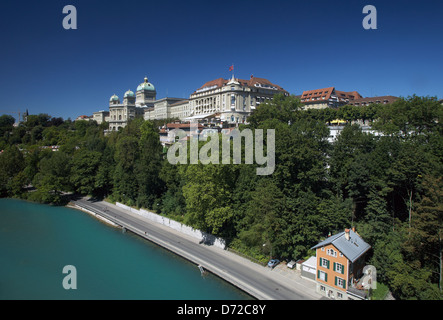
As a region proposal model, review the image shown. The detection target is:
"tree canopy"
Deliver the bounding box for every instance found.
[1,96,442,299]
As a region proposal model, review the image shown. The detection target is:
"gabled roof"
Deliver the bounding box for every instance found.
[311,229,371,263]
[349,95,399,105]
[197,78,227,90]
[194,76,287,93]
[300,87,362,104]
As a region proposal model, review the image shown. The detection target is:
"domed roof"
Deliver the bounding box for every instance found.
[110,94,119,102]
[124,89,135,98]
[137,77,155,92]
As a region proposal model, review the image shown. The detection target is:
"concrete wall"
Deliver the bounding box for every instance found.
[116,202,226,249]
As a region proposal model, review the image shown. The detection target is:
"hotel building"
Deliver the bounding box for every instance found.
[186,75,289,124]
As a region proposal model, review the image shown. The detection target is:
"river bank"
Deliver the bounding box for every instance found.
[0,198,252,300]
[70,197,322,300]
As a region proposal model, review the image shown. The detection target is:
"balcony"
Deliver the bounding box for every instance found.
[347,286,368,300]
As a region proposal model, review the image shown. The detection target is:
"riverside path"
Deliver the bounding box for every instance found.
[71,197,322,300]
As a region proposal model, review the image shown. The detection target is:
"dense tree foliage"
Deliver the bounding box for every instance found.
[1,94,442,299]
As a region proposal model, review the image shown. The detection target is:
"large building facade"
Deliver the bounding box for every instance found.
[95,74,288,130]
[107,91,145,131]
[144,97,189,121]
[311,228,371,300]
[300,87,362,109]
[348,95,399,106]
[100,77,162,131]
[187,75,289,124]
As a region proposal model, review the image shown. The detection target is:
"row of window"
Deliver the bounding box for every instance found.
[303,91,330,97]
[319,257,345,274]
[321,247,344,257]
[318,270,346,289]
[319,285,344,299]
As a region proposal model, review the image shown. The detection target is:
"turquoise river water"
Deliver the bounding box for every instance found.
[0,198,252,300]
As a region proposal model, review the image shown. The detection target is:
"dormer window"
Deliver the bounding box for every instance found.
[327,248,337,257]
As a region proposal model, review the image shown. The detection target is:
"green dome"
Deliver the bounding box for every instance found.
[137,77,155,92]
[110,94,119,102]
[124,89,135,98]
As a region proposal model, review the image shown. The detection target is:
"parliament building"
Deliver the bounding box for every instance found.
[93,74,289,131]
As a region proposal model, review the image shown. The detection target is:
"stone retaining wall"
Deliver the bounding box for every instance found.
[115,202,226,249]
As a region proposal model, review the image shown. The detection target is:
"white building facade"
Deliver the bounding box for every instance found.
[97,74,289,130]
[187,75,289,124]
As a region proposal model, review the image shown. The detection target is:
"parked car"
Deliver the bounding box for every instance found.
[267,259,280,268]
[287,260,296,269]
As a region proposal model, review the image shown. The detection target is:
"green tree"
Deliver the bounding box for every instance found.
[31,151,71,204]
[181,160,237,238]
[247,94,303,128]
[70,149,102,195]
[408,175,443,293]
[238,179,285,258]
[112,135,139,205]
[94,145,115,198]
[0,145,25,196]
[373,95,443,138]
[135,121,164,209]
[357,188,392,245]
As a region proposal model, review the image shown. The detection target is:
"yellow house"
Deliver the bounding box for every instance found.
[311,228,371,300]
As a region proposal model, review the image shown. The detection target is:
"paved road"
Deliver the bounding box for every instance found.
[71,198,321,300]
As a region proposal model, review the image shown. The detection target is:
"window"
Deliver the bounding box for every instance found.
[327,248,337,257]
[318,270,328,282]
[334,262,344,274]
[335,276,346,289]
[337,292,343,299]
[320,257,330,269]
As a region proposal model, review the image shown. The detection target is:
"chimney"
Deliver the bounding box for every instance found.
[352,226,355,232]
[345,228,350,241]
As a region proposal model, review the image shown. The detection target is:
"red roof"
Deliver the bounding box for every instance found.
[349,96,399,105]
[194,75,287,93]
[166,122,204,129]
[300,87,362,104]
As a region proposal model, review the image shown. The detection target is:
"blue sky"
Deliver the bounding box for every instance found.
[0,0,442,120]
